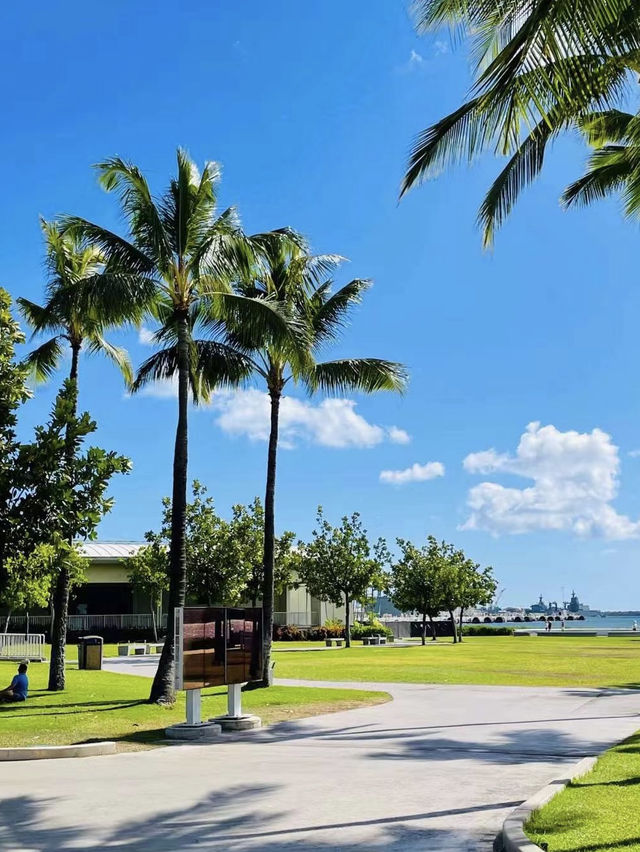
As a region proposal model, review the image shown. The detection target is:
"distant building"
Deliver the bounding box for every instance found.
[76,542,347,627]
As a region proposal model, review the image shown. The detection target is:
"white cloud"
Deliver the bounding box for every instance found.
[138,326,156,346]
[380,461,445,485]
[629,449,640,458]
[409,49,424,66]
[434,40,449,55]
[211,388,406,449]
[462,422,640,539]
[135,376,177,399]
[387,426,411,445]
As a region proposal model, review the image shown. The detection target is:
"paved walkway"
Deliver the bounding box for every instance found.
[2,661,640,851]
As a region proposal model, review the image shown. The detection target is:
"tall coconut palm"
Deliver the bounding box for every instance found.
[18,220,137,691]
[64,151,300,703]
[400,0,640,245]
[227,231,408,684]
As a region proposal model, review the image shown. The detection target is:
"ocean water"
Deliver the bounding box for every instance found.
[495,615,640,630]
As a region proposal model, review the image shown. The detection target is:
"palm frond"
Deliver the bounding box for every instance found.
[21,336,65,383]
[95,156,172,271]
[306,358,408,396]
[562,146,631,209]
[17,297,64,335]
[86,335,134,386]
[576,110,634,146]
[308,279,372,347]
[401,97,483,195]
[200,290,307,353]
[478,118,559,247]
[60,216,155,277]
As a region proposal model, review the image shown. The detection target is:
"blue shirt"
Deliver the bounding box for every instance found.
[11,673,28,699]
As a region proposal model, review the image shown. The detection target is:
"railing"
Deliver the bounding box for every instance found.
[273,611,317,627]
[6,614,167,632]
[0,633,46,660]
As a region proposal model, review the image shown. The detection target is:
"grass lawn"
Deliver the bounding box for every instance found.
[0,662,389,751]
[273,636,640,687]
[526,731,640,851]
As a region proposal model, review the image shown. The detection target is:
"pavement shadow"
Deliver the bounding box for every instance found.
[246,715,618,763]
[364,726,611,763]
[0,789,506,851]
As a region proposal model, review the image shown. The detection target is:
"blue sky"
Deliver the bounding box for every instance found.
[4,0,640,609]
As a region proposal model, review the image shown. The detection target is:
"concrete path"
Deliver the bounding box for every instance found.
[2,664,640,851]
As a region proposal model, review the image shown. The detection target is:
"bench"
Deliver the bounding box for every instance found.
[146,643,164,655]
[117,643,148,656]
[325,638,344,647]
[363,635,387,646]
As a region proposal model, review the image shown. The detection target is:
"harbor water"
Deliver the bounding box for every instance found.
[494,615,640,630]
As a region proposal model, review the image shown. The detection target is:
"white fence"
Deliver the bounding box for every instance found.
[0,633,46,661]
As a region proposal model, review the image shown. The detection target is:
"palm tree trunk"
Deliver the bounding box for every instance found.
[149,311,189,703]
[260,386,281,686]
[48,342,80,692]
[4,611,11,634]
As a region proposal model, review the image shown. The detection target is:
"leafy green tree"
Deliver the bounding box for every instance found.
[19,223,135,691]
[389,536,445,644]
[296,508,387,647]
[1,546,55,634]
[127,537,169,642]
[66,151,298,703]
[436,541,495,643]
[151,483,251,607]
[232,499,296,607]
[455,560,496,642]
[401,0,640,245]
[0,289,34,597]
[229,231,407,682]
[19,382,130,688]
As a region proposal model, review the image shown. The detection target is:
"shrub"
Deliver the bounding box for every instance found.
[351,622,393,640]
[462,625,514,636]
[272,624,344,641]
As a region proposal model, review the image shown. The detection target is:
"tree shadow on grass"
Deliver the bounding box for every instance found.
[0,699,147,718]
[0,789,513,851]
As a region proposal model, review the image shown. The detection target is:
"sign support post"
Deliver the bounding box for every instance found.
[228,683,242,718]
[186,689,202,725]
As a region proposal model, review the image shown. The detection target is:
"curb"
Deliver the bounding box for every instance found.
[501,755,597,852]
[0,741,117,762]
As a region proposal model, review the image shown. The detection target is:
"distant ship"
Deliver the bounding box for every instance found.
[529,591,591,618]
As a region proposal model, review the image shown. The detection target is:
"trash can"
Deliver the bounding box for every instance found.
[77,635,103,670]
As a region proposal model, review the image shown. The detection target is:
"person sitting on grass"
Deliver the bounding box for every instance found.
[0,662,29,703]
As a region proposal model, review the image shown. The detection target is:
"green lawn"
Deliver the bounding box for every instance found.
[0,662,389,751]
[527,731,640,851]
[273,636,640,687]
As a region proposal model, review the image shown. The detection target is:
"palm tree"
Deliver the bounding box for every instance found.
[562,110,640,216]
[18,220,136,691]
[64,150,299,703]
[400,0,640,245]
[227,231,408,683]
